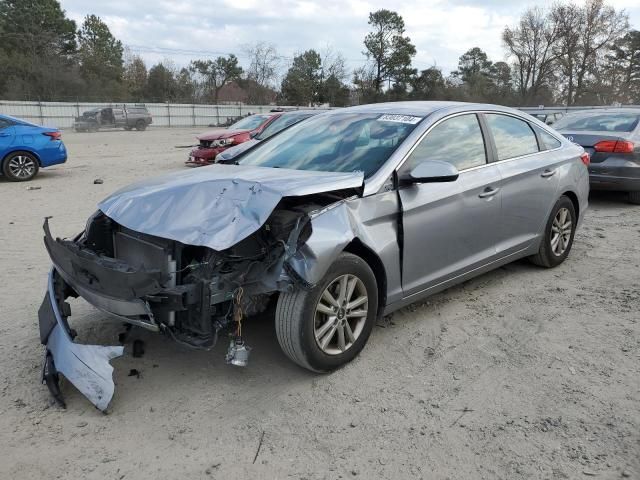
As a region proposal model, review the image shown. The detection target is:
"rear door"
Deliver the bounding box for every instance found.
[398,113,503,296]
[484,113,560,255]
[0,118,15,156]
[112,108,126,126]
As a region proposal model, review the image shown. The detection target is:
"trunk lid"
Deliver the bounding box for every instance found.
[558,131,633,163]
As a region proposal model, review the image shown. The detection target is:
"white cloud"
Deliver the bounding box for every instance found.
[60,0,640,78]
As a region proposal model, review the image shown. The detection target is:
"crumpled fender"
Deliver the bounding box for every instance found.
[39,269,123,411]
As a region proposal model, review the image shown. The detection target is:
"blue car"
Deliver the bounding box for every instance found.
[0,114,67,181]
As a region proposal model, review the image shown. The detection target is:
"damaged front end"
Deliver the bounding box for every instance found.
[38,165,364,410]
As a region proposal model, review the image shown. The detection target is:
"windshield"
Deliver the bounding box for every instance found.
[256,113,313,140]
[229,115,270,131]
[238,112,421,178]
[553,112,640,132]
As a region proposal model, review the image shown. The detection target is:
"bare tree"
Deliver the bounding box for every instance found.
[572,0,628,104]
[502,7,562,103]
[242,42,280,104]
[551,3,583,105]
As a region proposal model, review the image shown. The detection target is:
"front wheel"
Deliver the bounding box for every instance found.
[135,120,146,131]
[2,151,39,181]
[628,191,640,205]
[529,195,577,268]
[275,253,378,372]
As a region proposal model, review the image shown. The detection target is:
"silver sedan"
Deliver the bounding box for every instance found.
[39,102,589,410]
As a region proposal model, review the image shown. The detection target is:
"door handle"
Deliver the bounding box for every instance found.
[540,169,556,178]
[478,187,500,198]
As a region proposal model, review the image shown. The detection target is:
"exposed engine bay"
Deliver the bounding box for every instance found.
[38,165,370,411]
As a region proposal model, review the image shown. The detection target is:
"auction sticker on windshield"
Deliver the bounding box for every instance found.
[378,114,422,124]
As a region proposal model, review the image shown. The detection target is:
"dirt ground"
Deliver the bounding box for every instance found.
[0,127,638,480]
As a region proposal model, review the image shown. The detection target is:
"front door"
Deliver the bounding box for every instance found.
[398,113,503,296]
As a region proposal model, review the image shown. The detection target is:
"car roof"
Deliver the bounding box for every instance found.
[331,101,525,117]
[0,113,40,126]
[561,108,640,116]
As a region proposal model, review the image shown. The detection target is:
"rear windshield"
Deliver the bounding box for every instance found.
[255,113,313,140]
[553,113,640,132]
[230,115,270,131]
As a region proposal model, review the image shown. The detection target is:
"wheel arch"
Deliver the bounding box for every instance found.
[343,238,387,319]
[560,190,579,219]
[2,148,42,167]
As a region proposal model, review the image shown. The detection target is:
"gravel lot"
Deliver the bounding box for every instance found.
[0,127,638,479]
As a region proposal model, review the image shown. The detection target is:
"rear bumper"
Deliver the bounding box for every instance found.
[39,142,67,167]
[588,158,640,192]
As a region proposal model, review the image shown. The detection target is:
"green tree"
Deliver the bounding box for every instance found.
[363,9,416,95]
[608,30,640,103]
[0,0,77,99]
[280,50,323,105]
[77,15,124,99]
[189,55,243,103]
[410,67,446,100]
[123,53,147,101]
[146,62,178,101]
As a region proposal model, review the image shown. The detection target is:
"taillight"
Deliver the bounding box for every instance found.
[43,131,61,141]
[580,152,590,166]
[594,140,634,153]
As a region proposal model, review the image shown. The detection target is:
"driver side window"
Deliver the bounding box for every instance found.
[0,118,13,129]
[405,114,487,171]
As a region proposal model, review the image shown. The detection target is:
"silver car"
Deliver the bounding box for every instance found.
[39,102,589,410]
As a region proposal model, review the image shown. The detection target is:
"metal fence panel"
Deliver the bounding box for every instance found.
[0,101,287,129]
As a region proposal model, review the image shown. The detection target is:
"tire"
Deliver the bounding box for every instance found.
[135,120,146,131]
[88,122,99,133]
[628,191,640,205]
[2,151,39,181]
[275,252,378,372]
[529,195,577,268]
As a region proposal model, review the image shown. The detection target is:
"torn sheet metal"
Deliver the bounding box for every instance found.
[98,164,364,251]
[287,191,404,305]
[39,270,123,411]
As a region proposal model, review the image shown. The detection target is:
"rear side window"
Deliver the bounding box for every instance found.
[535,127,562,150]
[486,114,539,160]
[406,114,487,171]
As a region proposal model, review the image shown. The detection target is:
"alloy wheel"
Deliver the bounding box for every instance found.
[8,155,37,179]
[314,274,368,355]
[550,207,572,256]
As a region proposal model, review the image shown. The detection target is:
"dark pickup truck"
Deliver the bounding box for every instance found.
[74,105,153,132]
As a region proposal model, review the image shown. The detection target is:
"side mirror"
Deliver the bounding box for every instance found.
[406,160,459,183]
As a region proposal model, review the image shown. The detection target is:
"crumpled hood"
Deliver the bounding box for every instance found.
[98,164,364,251]
[197,129,250,141]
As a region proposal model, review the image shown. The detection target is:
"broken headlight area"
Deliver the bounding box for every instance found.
[38,197,329,410]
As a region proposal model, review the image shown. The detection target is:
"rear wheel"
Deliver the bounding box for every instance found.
[529,195,576,268]
[628,191,640,205]
[135,120,146,131]
[275,252,378,372]
[2,151,39,181]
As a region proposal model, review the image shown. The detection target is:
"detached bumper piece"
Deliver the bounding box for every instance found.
[39,270,124,411]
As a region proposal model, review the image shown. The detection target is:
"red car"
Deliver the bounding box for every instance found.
[186,113,281,167]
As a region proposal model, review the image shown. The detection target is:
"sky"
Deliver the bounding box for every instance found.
[59,0,640,80]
